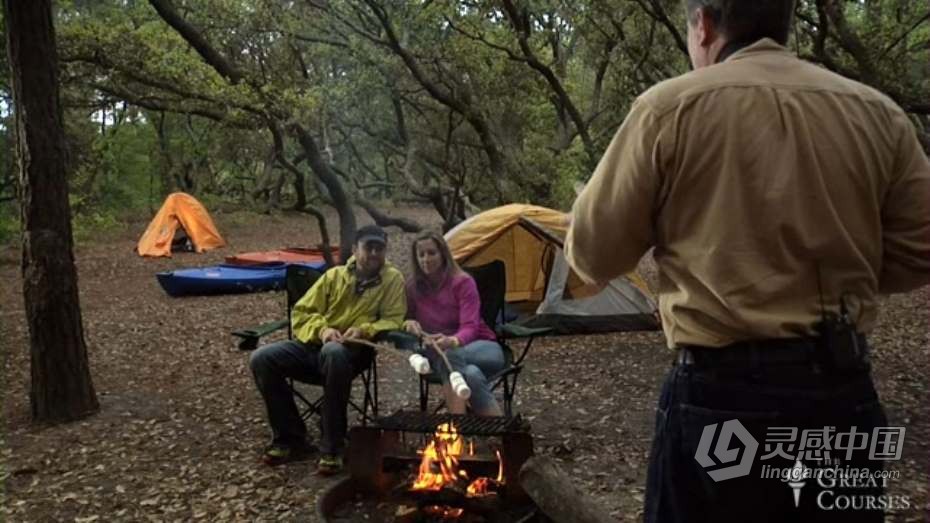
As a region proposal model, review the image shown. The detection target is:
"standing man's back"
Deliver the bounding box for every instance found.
[568,39,930,347]
[565,1,930,521]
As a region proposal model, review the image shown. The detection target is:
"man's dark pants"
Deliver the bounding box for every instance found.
[644,341,889,523]
[250,339,373,455]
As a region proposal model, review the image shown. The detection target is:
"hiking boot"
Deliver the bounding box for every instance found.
[317,453,344,476]
[261,440,316,466]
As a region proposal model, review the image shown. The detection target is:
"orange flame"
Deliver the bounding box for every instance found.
[466,451,504,496]
[410,423,505,500]
[411,423,465,491]
[496,450,504,482]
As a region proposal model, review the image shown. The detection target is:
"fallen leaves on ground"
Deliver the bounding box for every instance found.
[1,208,927,522]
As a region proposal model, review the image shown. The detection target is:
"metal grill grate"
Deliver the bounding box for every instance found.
[373,410,529,436]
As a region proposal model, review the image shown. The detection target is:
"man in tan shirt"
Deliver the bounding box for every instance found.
[566,1,930,521]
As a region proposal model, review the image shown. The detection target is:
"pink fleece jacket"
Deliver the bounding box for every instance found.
[405,272,496,345]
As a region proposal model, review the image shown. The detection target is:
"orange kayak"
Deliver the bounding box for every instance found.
[225,247,340,266]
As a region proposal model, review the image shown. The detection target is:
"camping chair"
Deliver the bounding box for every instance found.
[232,264,379,424]
[418,260,552,417]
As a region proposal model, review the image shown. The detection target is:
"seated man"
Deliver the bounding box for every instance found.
[249,224,405,474]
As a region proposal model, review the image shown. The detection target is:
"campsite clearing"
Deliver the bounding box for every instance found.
[1,207,928,521]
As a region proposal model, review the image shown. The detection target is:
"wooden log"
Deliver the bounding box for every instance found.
[519,456,615,523]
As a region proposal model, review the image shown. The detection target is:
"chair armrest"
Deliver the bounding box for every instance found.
[497,323,553,339]
[231,318,288,351]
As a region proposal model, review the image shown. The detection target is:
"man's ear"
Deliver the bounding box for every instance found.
[695,6,719,47]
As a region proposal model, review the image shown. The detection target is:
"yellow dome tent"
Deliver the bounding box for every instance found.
[137,192,226,257]
[445,204,658,334]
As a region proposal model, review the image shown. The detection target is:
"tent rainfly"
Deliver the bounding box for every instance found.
[137,192,226,257]
[445,204,659,334]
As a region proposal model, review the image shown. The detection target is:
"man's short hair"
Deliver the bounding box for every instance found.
[684,0,796,46]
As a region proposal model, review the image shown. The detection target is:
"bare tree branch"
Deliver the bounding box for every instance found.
[878,11,930,60]
[356,198,422,232]
[147,0,244,84]
[632,0,689,57]
[498,0,596,164]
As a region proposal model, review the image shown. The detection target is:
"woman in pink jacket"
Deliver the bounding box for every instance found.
[403,231,505,416]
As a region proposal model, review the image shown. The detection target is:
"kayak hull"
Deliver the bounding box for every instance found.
[156,261,326,297]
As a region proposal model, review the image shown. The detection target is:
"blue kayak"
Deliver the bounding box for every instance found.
[156,261,326,297]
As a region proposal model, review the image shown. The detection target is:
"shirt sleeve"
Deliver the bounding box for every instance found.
[291,270,332,344]
[565,97,665,284]
[451,276,484,346]
[358,270,407,338]
[879,116,930,294]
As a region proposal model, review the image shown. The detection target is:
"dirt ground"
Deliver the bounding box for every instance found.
[1,207,927,522]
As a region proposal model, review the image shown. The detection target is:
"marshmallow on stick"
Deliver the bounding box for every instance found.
[341,336,471,399]
[425,339,471,400]
[408,353,431,374]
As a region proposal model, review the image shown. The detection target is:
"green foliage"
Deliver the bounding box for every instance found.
[0,207,19,246]
[71,209,124,243]
[24,0,926,237]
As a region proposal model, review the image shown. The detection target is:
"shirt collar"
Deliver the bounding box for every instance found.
[723,38,792,63]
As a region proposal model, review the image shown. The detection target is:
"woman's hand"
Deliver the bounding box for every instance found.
[403,320,424,337]
[434,335,461,350]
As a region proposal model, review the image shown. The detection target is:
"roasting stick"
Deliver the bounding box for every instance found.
[423,337,472,399]
[342,335,472,399]
[423,338,453,374]
[340,337,408,362]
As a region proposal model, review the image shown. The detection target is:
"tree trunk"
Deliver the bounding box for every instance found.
[154,111,176,193]
[297,205,336,268]
[290,123,356,262]
[5,0,99,422]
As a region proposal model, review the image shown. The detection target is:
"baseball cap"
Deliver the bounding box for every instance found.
[355,224,387,245]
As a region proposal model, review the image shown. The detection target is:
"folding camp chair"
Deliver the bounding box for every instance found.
[418,260,551,417]
[232,264,379,424]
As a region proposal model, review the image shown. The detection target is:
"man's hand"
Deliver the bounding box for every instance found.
[321,327,342,344]
[343,326,364,341]
[403,320,424,337]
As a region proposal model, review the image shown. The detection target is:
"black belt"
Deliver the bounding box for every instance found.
[675,336,867,368]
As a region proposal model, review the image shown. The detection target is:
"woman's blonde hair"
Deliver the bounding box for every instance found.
[410,231,462,292]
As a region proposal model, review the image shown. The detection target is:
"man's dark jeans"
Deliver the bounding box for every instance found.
[250,339,373,455]
[644,347,889,523]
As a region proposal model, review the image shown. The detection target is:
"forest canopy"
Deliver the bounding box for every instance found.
[1,0,928,247]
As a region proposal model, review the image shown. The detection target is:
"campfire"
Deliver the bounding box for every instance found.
[322,411,535,522]
[403,422,505,520]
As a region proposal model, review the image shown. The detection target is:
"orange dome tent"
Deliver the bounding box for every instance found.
[137,192,226,257]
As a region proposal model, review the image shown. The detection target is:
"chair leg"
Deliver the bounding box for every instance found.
[352,359,378,425]
[503,371,520,418]
[372,359,379,419]
[360,368,370,427]
[289,379,321,421]
[419,376,429,412]
[513,337,535,367]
